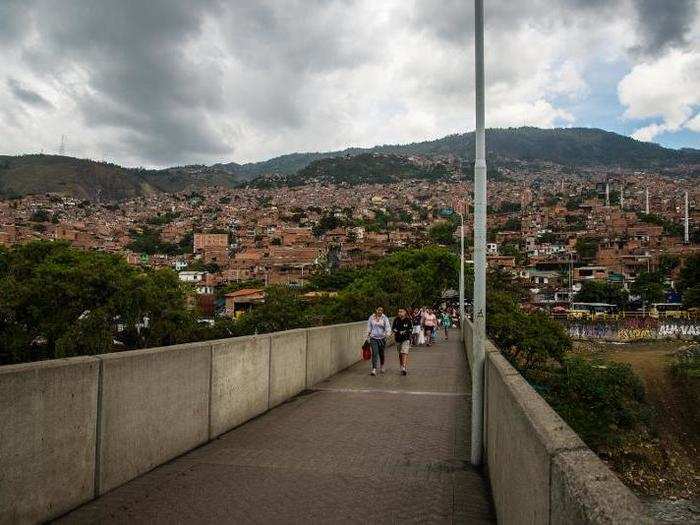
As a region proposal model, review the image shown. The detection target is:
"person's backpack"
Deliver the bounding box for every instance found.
[362,339,372,360]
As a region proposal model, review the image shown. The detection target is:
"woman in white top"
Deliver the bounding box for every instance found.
[367,306,391,376]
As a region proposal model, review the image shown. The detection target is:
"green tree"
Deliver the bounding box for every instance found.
[500,218,521,231]
[312,212,342,237]
[30,208,51,222]
[0,241,199,364]
[575,280,629,307]
[235,286,311,334]
[678,254,700,308]
[575,237,598,260]
[658,254,680,276]
[308,268,365,291]
[487,292,570,369]
[500,242,526,265]
[639,213,683,237]
[529,356,648,450]
[538,232,559,244]
[630,271,665,304]
[429,220,458,247]
[498,201,521,213]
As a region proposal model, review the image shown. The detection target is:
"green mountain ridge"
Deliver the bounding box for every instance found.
[225,127,700,178]
[1,127,698,200]
[249,153,457,188]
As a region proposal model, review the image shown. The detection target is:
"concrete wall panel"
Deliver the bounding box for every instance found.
[339,324,357,370]
[551,449,651,524]
[269,329,307,408]
[210,335,270,438]
[0,358,99,524]
[486,355,551,524]
[98,343,211,493]
[306,327,332,387]
[329,324,349,374]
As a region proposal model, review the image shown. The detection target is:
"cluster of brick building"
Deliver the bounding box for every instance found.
[0,161,697,317]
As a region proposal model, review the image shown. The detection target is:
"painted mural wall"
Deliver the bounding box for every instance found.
[562,317,700,341]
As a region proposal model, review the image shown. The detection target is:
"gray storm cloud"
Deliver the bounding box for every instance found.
[0,0,698,166]
[7,78,53,109]
[634,0,697,55]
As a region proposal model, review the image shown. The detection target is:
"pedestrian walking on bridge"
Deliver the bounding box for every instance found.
[422,308,437,347]
[392,308,413,375]
[367,307,391,376]
[439,310,451,340]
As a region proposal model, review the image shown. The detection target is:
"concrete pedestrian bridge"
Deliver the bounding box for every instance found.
[1,321,649,524]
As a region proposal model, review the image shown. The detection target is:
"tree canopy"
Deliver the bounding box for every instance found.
[0,241,203,364]
[575,280,629,307]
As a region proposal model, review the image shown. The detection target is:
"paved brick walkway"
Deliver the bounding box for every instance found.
[57,331,495,524]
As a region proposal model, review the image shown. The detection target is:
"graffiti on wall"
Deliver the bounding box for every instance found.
[563,317,700,341]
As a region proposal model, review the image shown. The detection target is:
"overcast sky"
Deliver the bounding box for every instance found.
[1,0,699,168]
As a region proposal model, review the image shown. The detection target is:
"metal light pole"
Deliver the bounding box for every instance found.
[684,190,690,244]
[471,0,487,467]
[458,209,465,335]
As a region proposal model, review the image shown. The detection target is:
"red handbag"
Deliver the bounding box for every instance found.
[362,339,372,360]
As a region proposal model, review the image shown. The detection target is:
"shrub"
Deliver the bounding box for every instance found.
[524,356,651,451]
[487,291,571,369]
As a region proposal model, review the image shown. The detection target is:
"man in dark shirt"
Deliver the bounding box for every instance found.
[392,308,413,375]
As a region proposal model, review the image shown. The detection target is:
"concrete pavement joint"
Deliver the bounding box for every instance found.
[313,387,469,397]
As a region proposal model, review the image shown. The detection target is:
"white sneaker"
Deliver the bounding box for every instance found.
[380,367,386,374]
[370,369,377,376]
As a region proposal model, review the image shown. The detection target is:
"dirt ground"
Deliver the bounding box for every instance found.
[573,340,699,522]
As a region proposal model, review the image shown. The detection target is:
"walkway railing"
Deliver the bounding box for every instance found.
[0,322,367,524]
[462,319,651,524]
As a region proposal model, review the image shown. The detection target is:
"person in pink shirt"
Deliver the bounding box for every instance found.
[422,309,437,347]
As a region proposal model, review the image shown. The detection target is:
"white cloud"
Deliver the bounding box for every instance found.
[686,113,700,132]
[619,47,700,142]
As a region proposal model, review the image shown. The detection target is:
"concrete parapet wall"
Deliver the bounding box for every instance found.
[464,319,650,524]
[306,326,333,387]
[0,358,99,525]
[97,343,212,494]
[210,335,270,438]
[0,321,366,524]
[269,329,307,408]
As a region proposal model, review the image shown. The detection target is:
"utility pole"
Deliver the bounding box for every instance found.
[684,191,690,244]
[471,0,487,467]
[59,134,66,156]
[620,185,624,210]
[605,180,610,207]
[645,187,650,215]
[569,251,573,302]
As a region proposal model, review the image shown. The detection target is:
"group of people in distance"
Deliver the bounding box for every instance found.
[366,305,460,376]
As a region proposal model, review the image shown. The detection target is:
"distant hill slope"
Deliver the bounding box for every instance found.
[1,128,698,200]
[249,153,456,188]
[0,155,157,201]
[0,156,248,200]
[231,127,700,178]
[140,166,245,193]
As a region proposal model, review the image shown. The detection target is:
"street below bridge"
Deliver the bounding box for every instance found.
[57,330,494,524]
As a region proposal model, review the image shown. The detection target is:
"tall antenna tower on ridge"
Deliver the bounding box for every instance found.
[59,135,66,156]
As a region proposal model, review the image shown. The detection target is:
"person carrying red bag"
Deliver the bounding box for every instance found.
[366,306,391,376]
